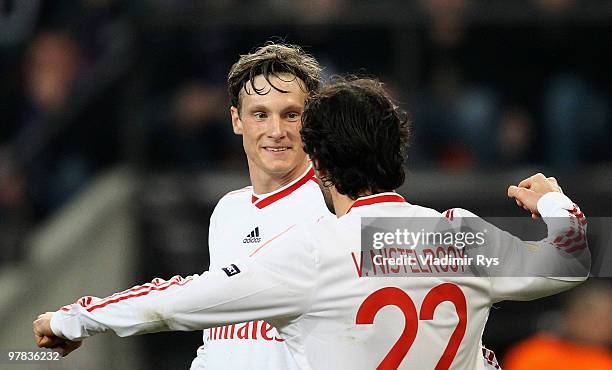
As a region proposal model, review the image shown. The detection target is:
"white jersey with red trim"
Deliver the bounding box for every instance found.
[51,192,589,370]
[192,165,331,370]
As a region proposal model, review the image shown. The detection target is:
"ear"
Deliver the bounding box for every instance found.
[230,106,243,134]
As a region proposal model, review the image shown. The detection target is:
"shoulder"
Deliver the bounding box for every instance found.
[209,186,253,222]
[442,207,479,220]
[440,207,481,230]
[436,208,484,235]
[214,186,252,208]
[384,202,444,218]
[277,180,332,217]
[221,186,253,200]
[410,204,445,217]
[290,180,326,204]
[410,204,479,219]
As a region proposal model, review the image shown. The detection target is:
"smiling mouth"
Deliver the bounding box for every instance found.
[263,147,290,152]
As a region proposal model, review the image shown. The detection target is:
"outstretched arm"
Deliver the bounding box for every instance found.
[34,227,316,356]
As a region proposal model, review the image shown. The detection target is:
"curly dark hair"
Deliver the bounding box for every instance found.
[301,77,411,199]
[228,42,321,112]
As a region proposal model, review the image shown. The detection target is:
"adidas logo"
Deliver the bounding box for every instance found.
[243,227,261,244]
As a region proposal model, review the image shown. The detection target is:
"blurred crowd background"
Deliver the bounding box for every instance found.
[1,0,611,369]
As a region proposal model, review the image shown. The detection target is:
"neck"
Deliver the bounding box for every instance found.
[249,160,309,194]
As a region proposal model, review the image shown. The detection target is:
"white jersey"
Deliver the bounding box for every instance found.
[192,165,331,370]
[51,192,589,370]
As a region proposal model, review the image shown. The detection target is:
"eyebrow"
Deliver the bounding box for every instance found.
[247,105,270,112]
[282,104,304,113]
[246,104,304,113]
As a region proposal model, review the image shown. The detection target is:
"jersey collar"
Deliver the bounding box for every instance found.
[346,192,406,214]
[251,165,317,209]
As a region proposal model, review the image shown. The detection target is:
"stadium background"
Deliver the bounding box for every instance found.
[0,1,610,369]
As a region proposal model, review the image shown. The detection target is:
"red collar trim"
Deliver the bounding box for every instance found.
[251,166,316,209]
[346,193,406,213]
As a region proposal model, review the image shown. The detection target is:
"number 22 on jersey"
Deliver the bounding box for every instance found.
[356,283,467,370]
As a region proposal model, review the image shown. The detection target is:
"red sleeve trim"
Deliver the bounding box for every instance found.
[482,346,501,369]
[86,275,195,312]
[551,204,587,254]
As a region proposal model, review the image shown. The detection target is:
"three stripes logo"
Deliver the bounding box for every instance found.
[243,227,261,244]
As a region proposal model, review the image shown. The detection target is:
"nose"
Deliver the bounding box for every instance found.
[267,115,284,139]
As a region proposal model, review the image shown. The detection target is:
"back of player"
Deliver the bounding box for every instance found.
[275,195,490,369]
[272,191,587,369]
[274,78,491,369]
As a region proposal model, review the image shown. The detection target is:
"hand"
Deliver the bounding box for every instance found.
[33,312,83,356]
[508,173,562,218]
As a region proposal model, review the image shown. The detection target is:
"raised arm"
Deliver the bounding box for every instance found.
[446,173,590,302]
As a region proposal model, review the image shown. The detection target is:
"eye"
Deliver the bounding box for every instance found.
[286,112,301,121]
[254,112,267,120]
